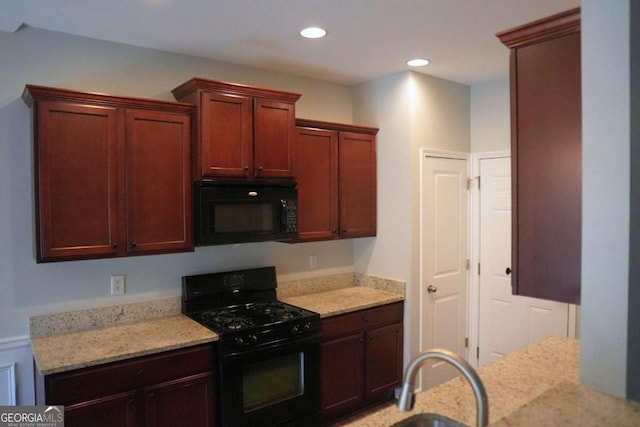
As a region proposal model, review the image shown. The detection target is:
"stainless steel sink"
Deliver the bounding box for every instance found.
[391,413,469,427]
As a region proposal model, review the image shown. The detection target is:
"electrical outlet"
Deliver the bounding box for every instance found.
[309,255,317,269]
[110,274,125,295]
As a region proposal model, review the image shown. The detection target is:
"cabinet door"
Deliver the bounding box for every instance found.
[199,91,252,179]
[35,100,120,261]
[65,391,140,427]
[511,30,581,304]
[295,127,339,241]
[125,109,193,254]
[320,334,364,419]
[254,98,296,178]
[365,322,403,401]
[339,132,377,238]
[145,372,215,427]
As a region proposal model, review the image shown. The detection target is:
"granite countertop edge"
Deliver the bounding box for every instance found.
[280,286,405,318]
[332,336,640,427]
[31,314,218,375]
[30,276,405,376]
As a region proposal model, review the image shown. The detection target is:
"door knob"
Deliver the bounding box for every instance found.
[427,285,438,293]
[506,267,512,275]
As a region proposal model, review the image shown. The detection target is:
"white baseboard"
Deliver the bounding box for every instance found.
[0,335,33,405]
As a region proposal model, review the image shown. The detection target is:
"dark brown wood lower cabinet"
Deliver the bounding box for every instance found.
[321,333,365,416]
[36,345,215,427]
[65,391,139,427]
[320,302,403,421]
[145,373,214,427]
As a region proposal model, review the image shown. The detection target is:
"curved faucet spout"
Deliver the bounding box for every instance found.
[397,348,489,427]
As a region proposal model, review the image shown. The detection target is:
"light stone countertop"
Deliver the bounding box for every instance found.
[31,315,218,375]
[30,273,405,376]
[331,336,640,426]
[280,286,404,318]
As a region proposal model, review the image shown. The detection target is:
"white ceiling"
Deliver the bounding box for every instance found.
[1,0,580,86]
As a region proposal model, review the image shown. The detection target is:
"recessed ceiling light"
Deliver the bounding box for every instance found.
[407,58,430,67]
[300,27,327,39]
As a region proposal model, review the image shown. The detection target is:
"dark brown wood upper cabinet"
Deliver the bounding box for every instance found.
[172,78,300,181]
[497,8,581,304]
[23,85,194,262]
[295,119,377,242]
[295,126,340,241]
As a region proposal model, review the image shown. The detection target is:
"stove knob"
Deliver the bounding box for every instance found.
[235,337,245,347]
[291,325,301,335]
[303,322,311,331]
[249,334,258,344]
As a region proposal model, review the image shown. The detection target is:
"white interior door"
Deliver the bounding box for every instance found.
[421,154,469,389]
[478,157,569,366]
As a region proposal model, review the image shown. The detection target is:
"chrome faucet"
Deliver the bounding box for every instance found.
[397,348,489,427]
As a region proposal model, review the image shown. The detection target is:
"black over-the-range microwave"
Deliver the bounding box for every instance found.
[194,180,298,246]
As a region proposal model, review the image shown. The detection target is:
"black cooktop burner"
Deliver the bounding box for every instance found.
[194,301,313,334]
[182,267,321,350]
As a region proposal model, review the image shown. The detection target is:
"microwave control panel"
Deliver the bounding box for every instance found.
[284,199,298,232]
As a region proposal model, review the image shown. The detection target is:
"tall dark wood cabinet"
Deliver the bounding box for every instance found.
[171,78,301,180]
[320,302,403,421]
[295,119,378,241]
[35,345,215,427]
[22,85,194,262]
[497,8,582,304]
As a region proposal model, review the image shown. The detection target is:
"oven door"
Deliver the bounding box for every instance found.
[219,334,320,427]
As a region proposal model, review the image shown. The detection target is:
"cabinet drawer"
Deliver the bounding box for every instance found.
[46,344,213,404]
[322,302,403,340]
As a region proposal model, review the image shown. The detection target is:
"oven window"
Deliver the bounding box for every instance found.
[211,203,274,233]
[242,352,304,412]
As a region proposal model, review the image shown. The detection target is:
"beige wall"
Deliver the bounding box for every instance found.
[350,71,471,366]
[581,0,632,398]
[470,79,510,153]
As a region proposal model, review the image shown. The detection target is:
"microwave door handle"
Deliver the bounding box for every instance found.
[280,199,288,231]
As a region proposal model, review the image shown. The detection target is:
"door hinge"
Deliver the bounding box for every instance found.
[466,259,470,270]
[466,177,473,190]
[476,176,481,189]
[465,337,469,348]
[476,347,480,359]
[477,263,481,275]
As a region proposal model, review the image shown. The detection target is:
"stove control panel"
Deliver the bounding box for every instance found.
[291,322,313,335]
[229,319,320,350]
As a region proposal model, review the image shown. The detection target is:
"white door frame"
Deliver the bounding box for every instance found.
[468,150,579,369]
[419,149,471,381]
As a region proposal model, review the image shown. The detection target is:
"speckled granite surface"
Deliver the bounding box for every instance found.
[30,297,181,338]
[29,297,217,375]
[492,381,640,426]
[31,315,217,375]
[278,272,405,317]
[331,336,639,427]
[30,272,404,376]
[281,287,404,318]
